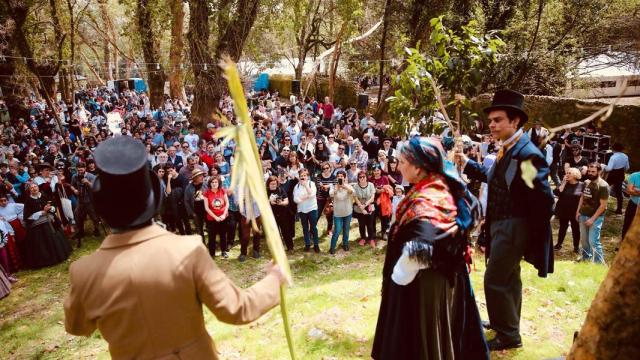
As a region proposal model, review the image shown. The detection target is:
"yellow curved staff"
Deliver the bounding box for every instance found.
[215,58,296,360]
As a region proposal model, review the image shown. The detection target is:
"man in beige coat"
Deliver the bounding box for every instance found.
[64,136,286,359]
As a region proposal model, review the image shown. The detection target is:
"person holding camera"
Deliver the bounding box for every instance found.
[70,163,100,247]
[267,176,294,252]
[554,168,583,254]
[22,182,71,268]
[328,170,355,254]
[293,168,320,253]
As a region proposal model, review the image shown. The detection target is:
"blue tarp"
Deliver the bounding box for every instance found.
[254,73,269,91]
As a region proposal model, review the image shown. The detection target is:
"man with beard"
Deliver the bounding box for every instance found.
[576,162,609,264]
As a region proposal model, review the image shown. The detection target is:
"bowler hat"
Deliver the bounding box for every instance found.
[92,136,161,229]
[483,89,528,124]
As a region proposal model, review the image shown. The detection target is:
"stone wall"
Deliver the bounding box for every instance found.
[472,95,640,171]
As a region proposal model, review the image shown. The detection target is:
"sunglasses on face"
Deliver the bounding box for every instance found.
[338,147,345,150]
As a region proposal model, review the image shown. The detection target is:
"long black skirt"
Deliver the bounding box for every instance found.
[21,220,72,269]
[372,268,489,360]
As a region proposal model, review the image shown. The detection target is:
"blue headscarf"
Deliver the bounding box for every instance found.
[400,137,475,232]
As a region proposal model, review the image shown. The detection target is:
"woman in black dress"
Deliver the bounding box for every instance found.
[22,183,71,268]
[372,137,488,360]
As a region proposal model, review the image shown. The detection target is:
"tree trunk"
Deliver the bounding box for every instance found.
[59,67,72,103]
[187,0,218,128]
[137,0,166,108]
[98,0,114,81]
[567,208,640,360]
[295,51,305,80]
[188,0,261,128]
[377,0,392,106]
[168,0,186,101]
[328,23,346,101]
[0,60,30,121]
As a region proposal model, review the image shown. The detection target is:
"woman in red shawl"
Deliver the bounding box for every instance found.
[372,137,488,360]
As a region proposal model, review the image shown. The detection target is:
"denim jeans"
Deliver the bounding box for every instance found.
[579,215,605,264]
[330,214,352,250]
[299,210,319,246]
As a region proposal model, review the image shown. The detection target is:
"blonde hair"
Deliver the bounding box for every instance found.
[566,167,582,180]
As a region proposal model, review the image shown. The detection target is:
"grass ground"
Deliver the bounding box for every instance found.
[0,199,624,359]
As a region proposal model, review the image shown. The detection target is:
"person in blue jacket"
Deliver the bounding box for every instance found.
[456,89,554,351]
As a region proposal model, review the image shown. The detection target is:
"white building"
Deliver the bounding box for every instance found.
[565,54,640,98]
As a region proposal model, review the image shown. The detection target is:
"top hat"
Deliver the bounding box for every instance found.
[483,89,528,124]
[92,136,161,229]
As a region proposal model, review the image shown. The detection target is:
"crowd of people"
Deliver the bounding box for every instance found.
[0,84,637,304]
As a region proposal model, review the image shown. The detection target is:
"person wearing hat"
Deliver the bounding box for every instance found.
[372,137,488,359]
[64,136,286,359]
[380,138,397,159]
[456,89,554,351]
[70,163,101,247]
[527,120,549,148]
[564,143,589,176]
[184,167,207,240]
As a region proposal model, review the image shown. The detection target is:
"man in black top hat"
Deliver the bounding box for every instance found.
[64,136,286,358]
[456,89,554,351]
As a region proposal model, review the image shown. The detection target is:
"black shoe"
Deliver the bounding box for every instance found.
[554,244,562,250]
[342,244,349,251]
[573,248,580,254]
[304,245,311,253]
[238,254,246,262]
[329,248,335,255]
[488,337,522,351]
[313,245,320,253]
[481,320,492,330]
[222,252,229,259]
[253,250,261,259]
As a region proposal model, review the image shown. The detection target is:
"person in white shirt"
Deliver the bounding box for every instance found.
[329,145,349,170]
[293,169,319,253]
[184,126,200,152]
[326,134,339,155]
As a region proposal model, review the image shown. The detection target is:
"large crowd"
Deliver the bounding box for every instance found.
[0,85,638,300]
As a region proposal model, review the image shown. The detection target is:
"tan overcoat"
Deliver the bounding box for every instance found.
[64,224,280,359]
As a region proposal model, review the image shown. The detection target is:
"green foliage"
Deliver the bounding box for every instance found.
[386,17,504,136]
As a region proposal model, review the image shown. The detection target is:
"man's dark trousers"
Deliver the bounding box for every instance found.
[486,218,527,342]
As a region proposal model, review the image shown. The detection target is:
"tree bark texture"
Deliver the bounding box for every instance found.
[137,0,166,108]
[3,0,65,132]
[377,0,392,106]
[168,0,186,101]
[188,0,261,128]
[98,0,114,81]
[567,208,640,360]
[0,7,30,120]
